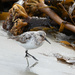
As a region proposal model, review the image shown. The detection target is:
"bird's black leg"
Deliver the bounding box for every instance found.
[25,50,29,57]
[27,52,38,61]
[25,50,29,67]
[25,50,38,61]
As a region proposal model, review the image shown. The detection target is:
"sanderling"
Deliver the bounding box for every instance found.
[10,31,51,66]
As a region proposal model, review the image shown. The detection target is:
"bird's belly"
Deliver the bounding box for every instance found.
[19,38,39,50]
[18,36,44,50]
[22,43,38,49]
[22,42,38,50]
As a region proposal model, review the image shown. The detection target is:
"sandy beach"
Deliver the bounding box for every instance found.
[0,21,75,75]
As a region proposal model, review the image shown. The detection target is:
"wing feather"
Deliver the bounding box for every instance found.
[10,32,32,43]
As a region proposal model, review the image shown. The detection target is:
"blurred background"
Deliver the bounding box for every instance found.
[0,0,18,20]
[0,0,18,12]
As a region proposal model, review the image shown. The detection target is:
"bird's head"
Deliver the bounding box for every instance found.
[38,31,51,44]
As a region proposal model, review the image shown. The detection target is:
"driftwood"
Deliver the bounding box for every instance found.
[37,3,75,33]
[23,0,75,33]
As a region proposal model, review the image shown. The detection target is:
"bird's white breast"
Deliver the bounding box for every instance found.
[18,36,44,50]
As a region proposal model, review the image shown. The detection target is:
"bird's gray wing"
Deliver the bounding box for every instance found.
[10,33,32,43]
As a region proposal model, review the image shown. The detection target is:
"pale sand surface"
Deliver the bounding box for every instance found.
[0,21,75,75]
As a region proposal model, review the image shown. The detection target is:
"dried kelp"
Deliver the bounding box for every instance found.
[3,3,51,35]
[60,41,75,50]
[2,0,75,36]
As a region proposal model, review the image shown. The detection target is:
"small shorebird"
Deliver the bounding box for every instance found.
[10,31,51,66]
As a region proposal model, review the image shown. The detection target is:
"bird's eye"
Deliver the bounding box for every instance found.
[40,34,43,37]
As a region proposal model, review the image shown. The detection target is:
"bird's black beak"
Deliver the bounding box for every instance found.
[44,38,51,44]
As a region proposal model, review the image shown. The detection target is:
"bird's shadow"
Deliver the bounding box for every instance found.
[25,62,38,75]
[29,61,38,68]
[18,62,38,75]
